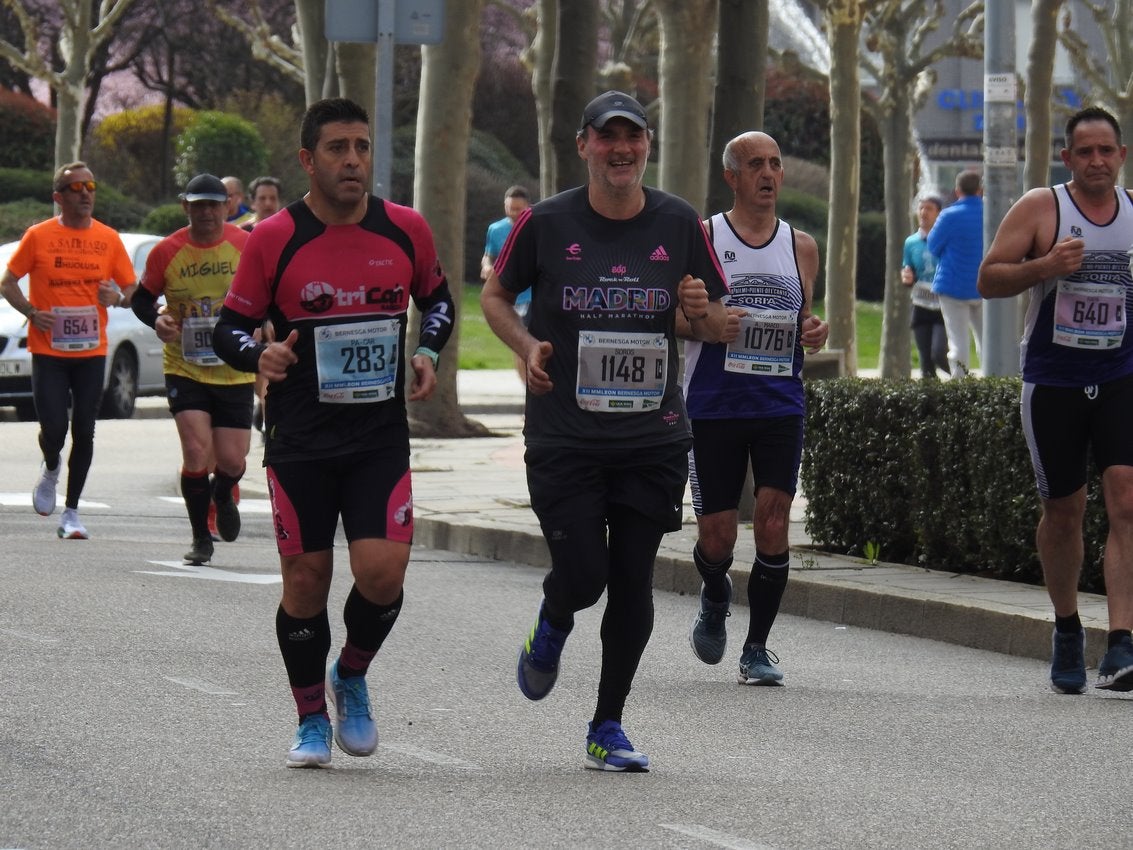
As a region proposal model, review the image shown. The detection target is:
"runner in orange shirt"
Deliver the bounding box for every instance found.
[0,161,136,539]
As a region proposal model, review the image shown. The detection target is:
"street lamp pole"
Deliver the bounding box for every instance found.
[981,0,1020,376]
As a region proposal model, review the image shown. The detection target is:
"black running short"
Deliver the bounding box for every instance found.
[525,441,690,532]
[265,445,413,556]
[165,374,254,429]
[1022,373,1133,500]
[688,415,804,516]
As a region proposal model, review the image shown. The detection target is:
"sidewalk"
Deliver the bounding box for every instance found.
[405,370,1111,666]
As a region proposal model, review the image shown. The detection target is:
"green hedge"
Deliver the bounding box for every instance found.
[801,377,1107,593]
[173,111,268,191]
[140,203,188,236]
[0,167,148,237]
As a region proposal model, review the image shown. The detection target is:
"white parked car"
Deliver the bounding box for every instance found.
[0,232,166,419]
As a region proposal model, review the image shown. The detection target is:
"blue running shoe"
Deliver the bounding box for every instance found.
[737,644,784,685]
[286,714,332,768]
[585,720,649,772]
[1050,628,1087,694]
[1095,634,1133,692]
[326,660,378,756]
[689,575,732,664]
[517,602,570,701]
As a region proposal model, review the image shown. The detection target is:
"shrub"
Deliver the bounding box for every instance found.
[91,182,149,232]
[0,168,146,235]
[0,199,53,242]
[140,203,187,237]
[88,104,195,204]
[0,167,51,203]
[801,378,1106,592]
[219,92,306,206]
[173,111,268,191]
[0,89,55,171]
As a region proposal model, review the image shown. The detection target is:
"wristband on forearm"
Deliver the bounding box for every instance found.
[414,346,439,368]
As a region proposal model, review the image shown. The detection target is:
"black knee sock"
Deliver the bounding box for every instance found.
[180,468,212,538]
[1108,629,1132,649]
[1055,612,1082,634]
[337,586,403,678]
[746,550,790,647]
[693,543,733,603]
[212,468,243,505]
[276,606,331,717]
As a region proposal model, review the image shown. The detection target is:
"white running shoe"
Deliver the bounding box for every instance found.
[33,462,59,516]
[57,508,89,540]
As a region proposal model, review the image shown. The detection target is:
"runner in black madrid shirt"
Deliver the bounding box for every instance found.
[481,90,728,772]
[214,98,454,769]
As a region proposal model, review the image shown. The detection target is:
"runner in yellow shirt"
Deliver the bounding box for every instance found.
[131,174,253,565]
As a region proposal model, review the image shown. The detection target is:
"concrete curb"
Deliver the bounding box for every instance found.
[413,515,1110,667]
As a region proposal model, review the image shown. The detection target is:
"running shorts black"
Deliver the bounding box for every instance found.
[265,445,413,556]
[165,374,254,429]
[688,415,805,516]
[525,441,690,532]
[1021,373,1133,500]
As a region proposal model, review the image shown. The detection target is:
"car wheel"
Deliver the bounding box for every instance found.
[99,346,138,419]
[14,399,36,421]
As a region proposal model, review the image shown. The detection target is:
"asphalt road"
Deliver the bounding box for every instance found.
[1,412,1130,849]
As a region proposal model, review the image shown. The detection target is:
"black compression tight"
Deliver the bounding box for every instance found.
[540,503,665,724]
[31,354,104,509]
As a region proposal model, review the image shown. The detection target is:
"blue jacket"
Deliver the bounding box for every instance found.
[927,194,983,300]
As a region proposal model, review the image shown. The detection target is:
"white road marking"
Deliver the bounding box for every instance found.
[158,497,272,513]
[137,560,281,584]
[164,676,238,695]
[380,742,482,771]
[0,627,58,643]
[659,824,778,850]
[0,494,108,508]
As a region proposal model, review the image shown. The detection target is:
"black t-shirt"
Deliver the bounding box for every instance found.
[497,186,727,449]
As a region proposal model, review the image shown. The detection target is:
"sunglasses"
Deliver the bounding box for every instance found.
[58,180,98,193]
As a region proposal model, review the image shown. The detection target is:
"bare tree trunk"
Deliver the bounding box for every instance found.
[708,0,767,215]
[336,43,376,124]
[532,0,557,199]
[408,0,491,438]
[654,0,717,213]
[294,0,331,105]
[824,2,864,375]
[551,0,597,192]
[1026,0,1063,191]
[878,88,915,379]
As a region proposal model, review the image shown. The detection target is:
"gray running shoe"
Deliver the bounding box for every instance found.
[738,644,784,686]
[57,507,88,540]
[689,575,732,664]
[33,462,59,516]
